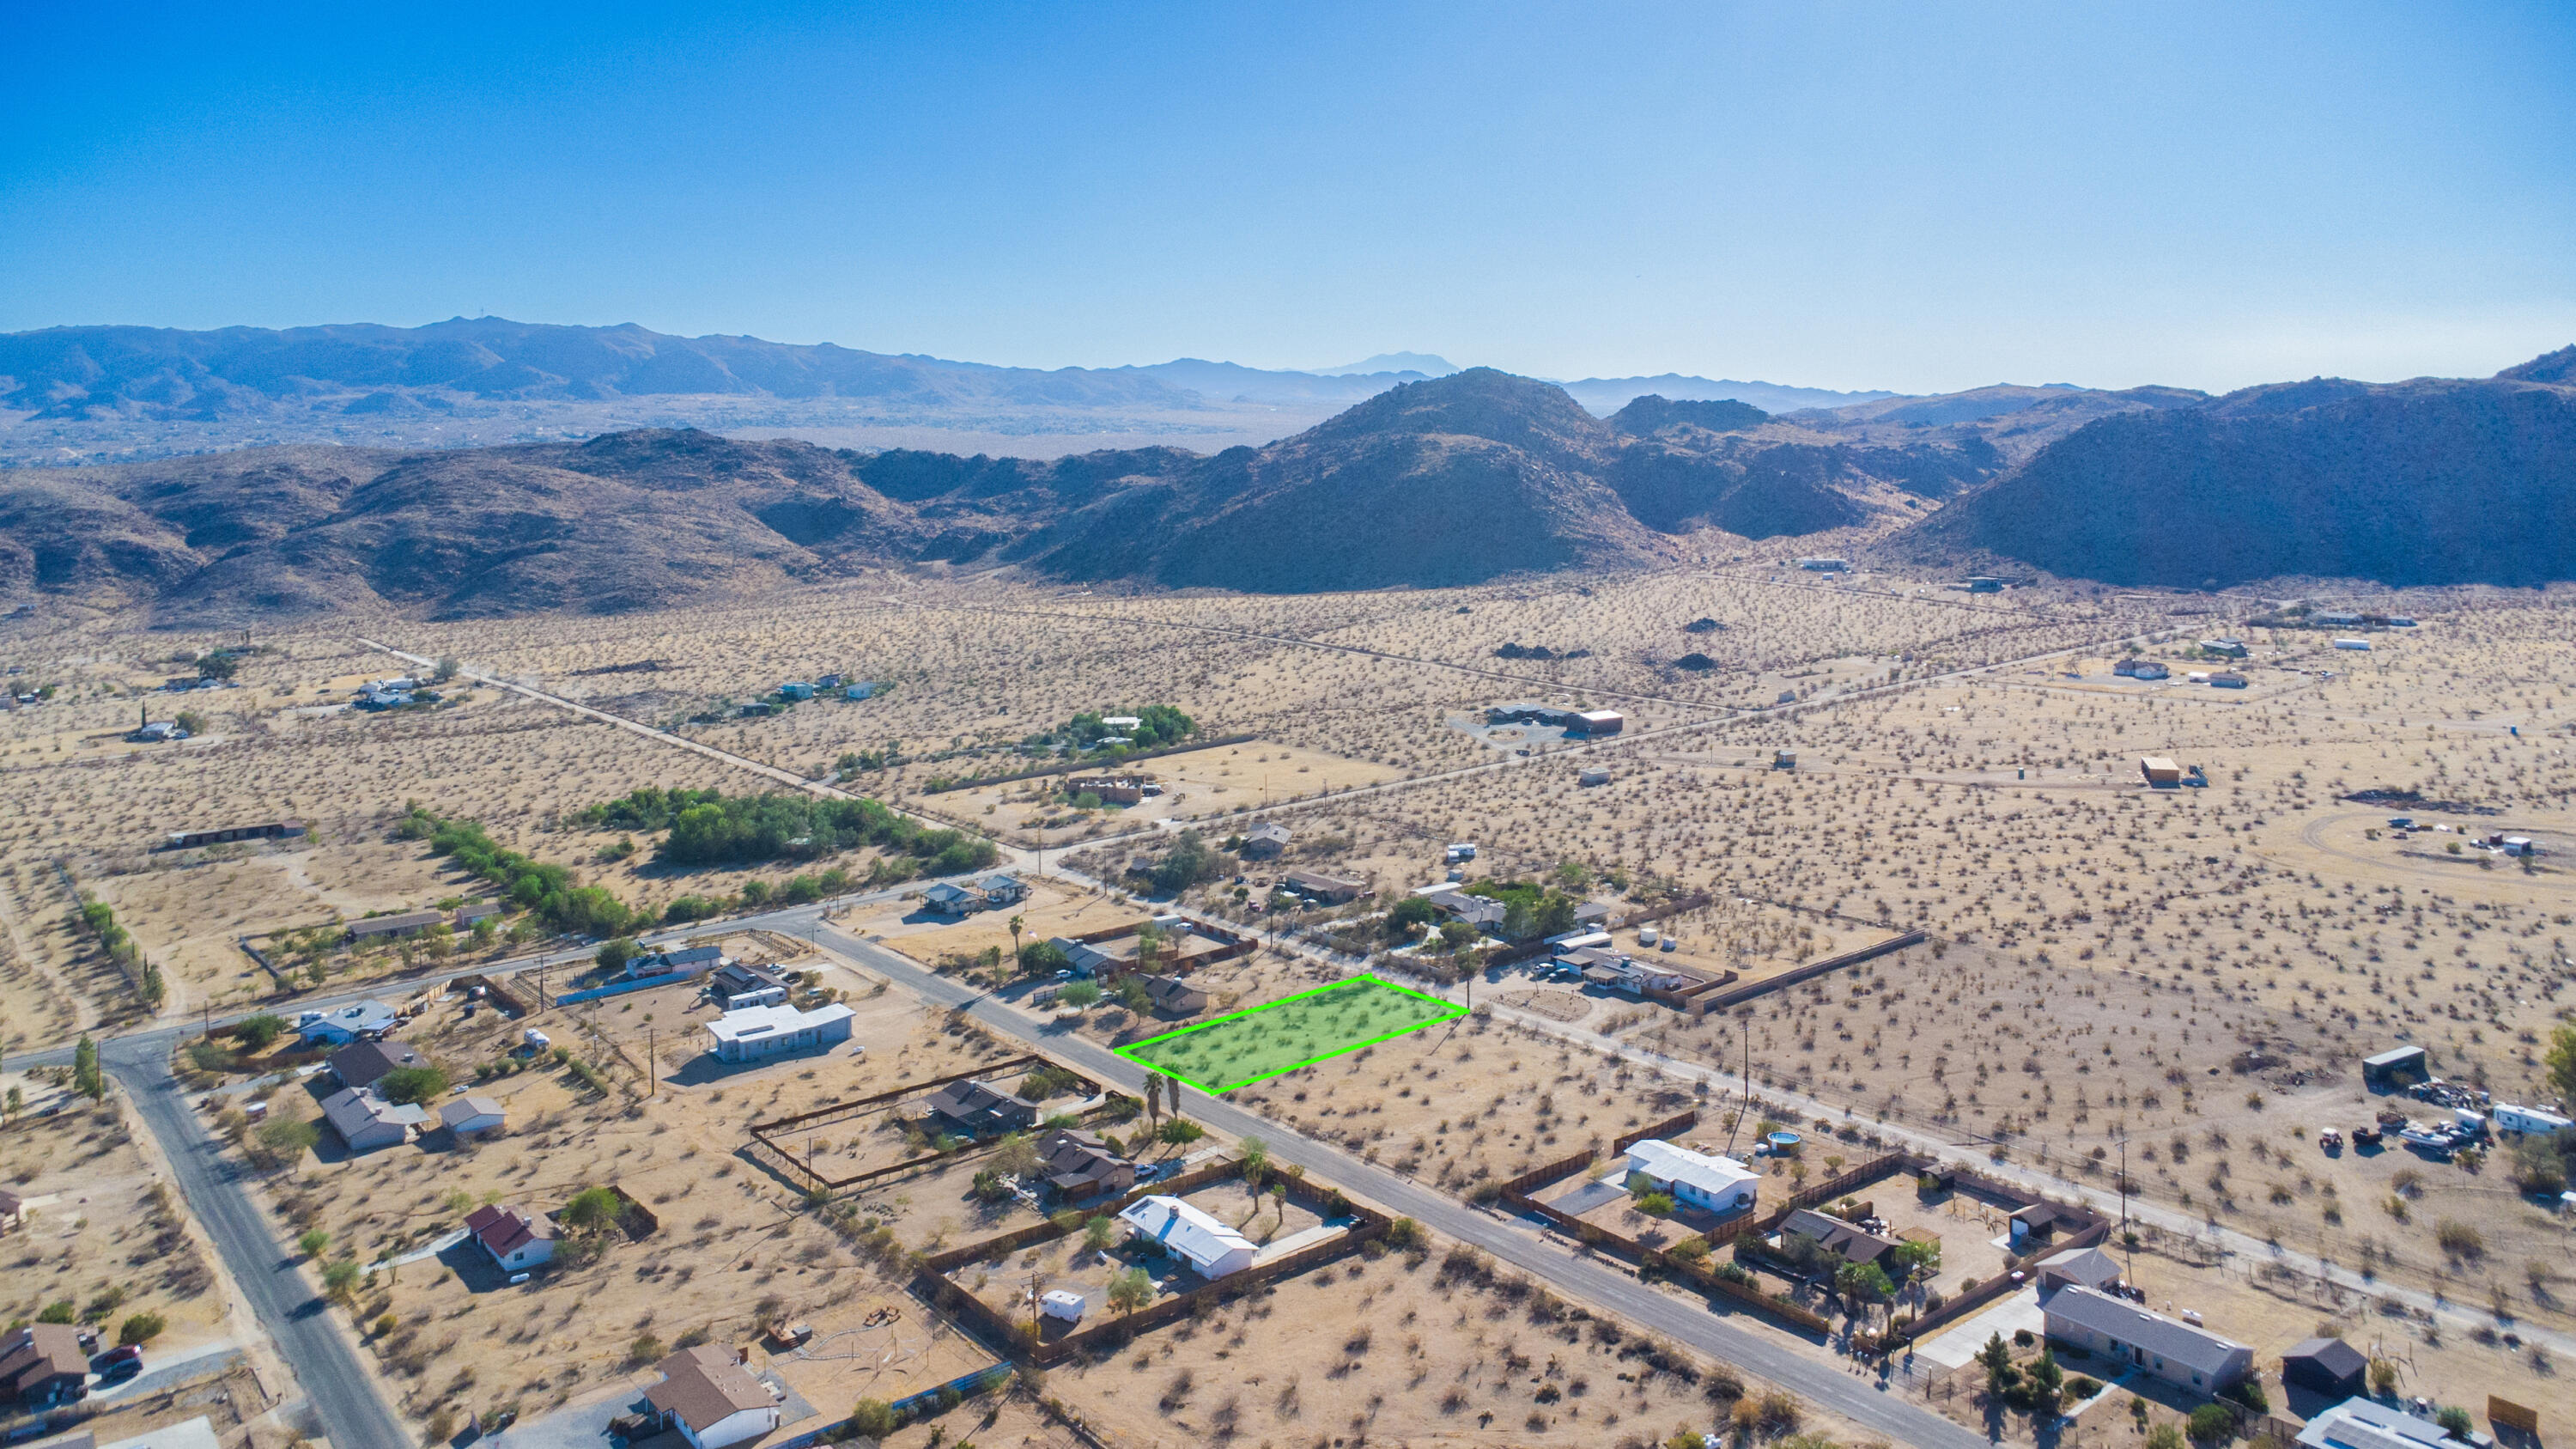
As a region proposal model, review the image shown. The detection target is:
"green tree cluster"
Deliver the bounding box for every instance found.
[1146,829,1224,894]
[406,807,634,936]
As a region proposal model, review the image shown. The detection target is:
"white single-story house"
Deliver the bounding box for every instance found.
[298,1000,399,1045]
[1622,1141,1759,1215]
[921,881,982,916]
[645,1345,780,1449]
[1118,1195,1260,1279]
[1571,953,1692,995]
[440,1095,507,1135]
[321,1086,427,1152]
[2042,1284,2251,1394]
[465,1202,557,1270]
[705,1002,856,1062]
[624,944,726,979]
[2293,1397,2453,1449]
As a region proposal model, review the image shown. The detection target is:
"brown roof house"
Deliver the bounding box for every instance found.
[920,1079,1040,1139]
[1038,1128,1135,1201]
[1139,974,1211,1017]
[0,1324,87,1407]
[1240,823,1291,860]
[645,1346,780,1449]
[1778,1208,1905,1275]
[465,1203,558,1272]
[327,1039,427,1091]
[1283,870,1367,904]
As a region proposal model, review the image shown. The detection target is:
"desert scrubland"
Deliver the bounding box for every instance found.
[5,567,2575,1446]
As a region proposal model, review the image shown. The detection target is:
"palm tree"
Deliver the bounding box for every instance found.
[1007,914,1025,966]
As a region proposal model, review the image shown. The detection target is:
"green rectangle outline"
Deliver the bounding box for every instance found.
[1112,971,1467,1094]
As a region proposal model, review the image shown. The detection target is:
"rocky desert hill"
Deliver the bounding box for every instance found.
[2,368,1976,620]
[9,350,2572,621]
[1899,352,2576,588]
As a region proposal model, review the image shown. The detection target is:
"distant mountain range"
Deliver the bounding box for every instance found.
[0,318,1920,465]
[4,339,2568,620]
[1557,374,1901,417]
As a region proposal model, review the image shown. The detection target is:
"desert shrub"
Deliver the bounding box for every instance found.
[563,1185,623,1232]
[848,1400,897,1437]
[663,894,725,924]
[118,1312,166,1346]
[2187,1403,2236,1444]
[1018,940,1072,975]
[234,1014,288,1049]
[36,1301,73,1324]
[257,1116,321,1159]
[185,1040,239,1074]
[2434,1220,2485,1259]
[377,1065,449,1105]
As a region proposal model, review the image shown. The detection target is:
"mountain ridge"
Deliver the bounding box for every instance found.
[9,348,2571,621]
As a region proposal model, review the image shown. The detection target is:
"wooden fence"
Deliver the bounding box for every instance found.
[1695,931,1927,1014]
[748,1055,1109,1193]
[915,1157,1390,1367]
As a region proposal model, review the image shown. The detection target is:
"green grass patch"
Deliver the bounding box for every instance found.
[1115,973,1465,1093]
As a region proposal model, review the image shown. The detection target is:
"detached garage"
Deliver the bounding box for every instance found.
[2280,1337,2368,1399]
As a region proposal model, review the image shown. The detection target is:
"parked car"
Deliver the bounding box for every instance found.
[94,1345,143,1370]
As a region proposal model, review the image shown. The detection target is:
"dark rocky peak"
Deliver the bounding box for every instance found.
[1606,393,1770,436]
[1300,367,1608,460]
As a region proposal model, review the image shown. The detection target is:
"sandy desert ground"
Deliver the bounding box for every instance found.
[5,567,2573,1444]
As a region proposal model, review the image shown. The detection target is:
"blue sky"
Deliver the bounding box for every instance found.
[3,1,2570,393]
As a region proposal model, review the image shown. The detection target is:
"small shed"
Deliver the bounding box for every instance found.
[2140,756,2183,787]
[2362,1044,2430,1090]
[441,1095,507,1135]
[2280,1336,2368,1398]
[1577,765,1611,787]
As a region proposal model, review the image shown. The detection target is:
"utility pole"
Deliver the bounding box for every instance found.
[646,1026,655,1097]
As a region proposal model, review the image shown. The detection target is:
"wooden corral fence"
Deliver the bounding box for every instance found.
[914,1156,1390,1368]
[746,1054,1109,1193]
[1856,1154,2111,1354]
[451,972,530,1017]
[1499,1139,1930,1339]
[1694,930,1927,1014]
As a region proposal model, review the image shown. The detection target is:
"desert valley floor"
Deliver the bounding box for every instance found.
[3,562,2573,1449]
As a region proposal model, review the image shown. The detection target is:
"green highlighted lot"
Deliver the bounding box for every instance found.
[1115,973,1467,1093]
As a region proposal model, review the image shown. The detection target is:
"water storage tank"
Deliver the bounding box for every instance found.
[1637,926,1660,947]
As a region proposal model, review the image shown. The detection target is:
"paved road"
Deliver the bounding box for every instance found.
[102,1029,414,1449]
[805,918,1993,1449]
